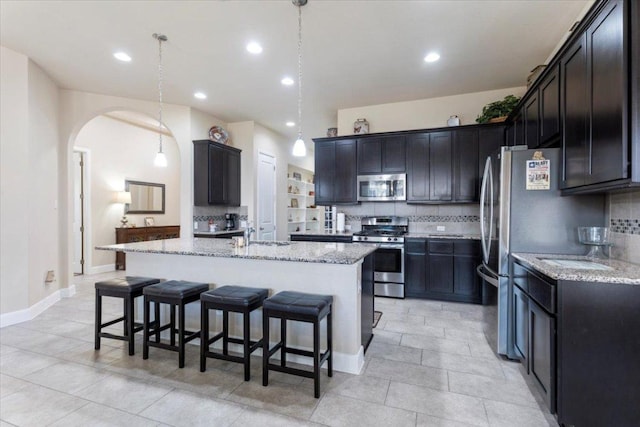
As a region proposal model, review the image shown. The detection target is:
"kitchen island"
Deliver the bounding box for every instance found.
[97,238,377,374]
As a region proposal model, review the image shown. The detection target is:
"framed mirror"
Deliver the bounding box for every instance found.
[124,180,165,214]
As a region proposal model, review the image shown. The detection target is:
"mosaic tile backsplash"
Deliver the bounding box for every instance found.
[608,189,640,265]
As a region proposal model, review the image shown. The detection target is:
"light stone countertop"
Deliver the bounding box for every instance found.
[97,237,377,265]
[406,233,481,240]
[193,228,245,237]
[512,253,640,285]
[289,230,354,237]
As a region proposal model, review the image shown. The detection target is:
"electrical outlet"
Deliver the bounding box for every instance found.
[194,221,198,230]
[436,225,446,232]
[45,270,55,283]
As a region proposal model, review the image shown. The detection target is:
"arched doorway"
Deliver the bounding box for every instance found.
[70,110,180,274]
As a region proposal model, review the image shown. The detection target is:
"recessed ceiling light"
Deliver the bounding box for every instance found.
[286,121,295,127]
[281,77,295,86]
[194,92,207,100]
[246,42,263,54]
[113,52,132,62]
[424,52,440,63]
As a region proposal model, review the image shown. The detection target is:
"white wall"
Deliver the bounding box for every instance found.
[1,46,30,314]
[74,115,181,269]
[337,86,526,135]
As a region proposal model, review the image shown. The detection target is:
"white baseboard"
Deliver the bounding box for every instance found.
[89,264,116,274]
[0,284,76,328]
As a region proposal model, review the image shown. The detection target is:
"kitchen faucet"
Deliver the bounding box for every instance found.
[244,223,256,245]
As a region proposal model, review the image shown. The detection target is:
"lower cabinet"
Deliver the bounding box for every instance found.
[405,238,482,304]
[512,283,529,363]
[529,298,556,413]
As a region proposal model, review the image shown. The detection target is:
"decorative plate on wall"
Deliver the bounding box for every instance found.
[209,126,229,144]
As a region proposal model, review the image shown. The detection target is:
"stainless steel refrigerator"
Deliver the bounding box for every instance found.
[477,146,605,358]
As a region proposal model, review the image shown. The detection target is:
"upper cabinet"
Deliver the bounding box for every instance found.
[357,136,406,174]
[314,139,357,205]
[193,140,241,206]
[539,65,561,145]
[524,93,540,149]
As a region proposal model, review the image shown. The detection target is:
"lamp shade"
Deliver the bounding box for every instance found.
[292,138,306,157]
[154,151,168,167]
[116,191,132,204]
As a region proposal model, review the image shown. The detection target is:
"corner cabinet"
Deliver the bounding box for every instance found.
[115,225,180,270]
[193,140,241,206]
[313,138,357,205]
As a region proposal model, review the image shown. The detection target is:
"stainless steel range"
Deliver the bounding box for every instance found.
[353,216,408,298]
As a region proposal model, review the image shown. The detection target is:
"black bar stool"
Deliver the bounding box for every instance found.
[262,291,333,398]
[94,276,161,355]
[200,285,269,380]
[142,280,209,368]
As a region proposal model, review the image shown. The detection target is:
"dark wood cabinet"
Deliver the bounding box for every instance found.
[539,65,560,145]
[453,128,479,202]
[524,94,540,148]
[193,140,241,206]
[513,283,529,363]
[357,135,406,175]
[478,126,505,181]
[559,0,634,192]
[406,131,453,202]
[313,138,357,204]
[529,297,556,413]
[115,225,180,270]
[405,238,482,303]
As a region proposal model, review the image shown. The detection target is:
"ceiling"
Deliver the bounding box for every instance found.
[0,0,591,143]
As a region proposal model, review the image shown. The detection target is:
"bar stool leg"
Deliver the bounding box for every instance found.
[243,310,251,381]
[223,310,229,355]
[327,311,333,377]
[126,295,135,355]
[170,304,176,346]
[281,318,287,368]
[200,302,208,372]
[123,298,128,336]
[143,296,150,359]
[313,318,321,398]
[178,302,186,368]
[154,302,161,343]
[263,311,270,387]
[94,290,102,350]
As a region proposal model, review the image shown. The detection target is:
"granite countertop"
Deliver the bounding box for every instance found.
[289,230,354,237]
[512,253,640,285]
[406,233,481,240]
[97,238,377,265]
[194,228,245,236]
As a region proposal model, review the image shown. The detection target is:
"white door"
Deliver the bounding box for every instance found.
[72,151,84,274]
[257,152,276,241]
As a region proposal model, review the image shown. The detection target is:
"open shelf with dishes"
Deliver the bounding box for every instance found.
[287,165,322,234]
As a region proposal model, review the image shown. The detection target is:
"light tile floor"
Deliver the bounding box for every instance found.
[0,271,557,426]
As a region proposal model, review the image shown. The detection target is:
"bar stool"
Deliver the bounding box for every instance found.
[94,276,161,355]
[200,285,269,380]
[262,291,333,398]
[142,280,209,368]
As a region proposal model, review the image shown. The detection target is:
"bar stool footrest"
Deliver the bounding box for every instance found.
[267,363,315,379]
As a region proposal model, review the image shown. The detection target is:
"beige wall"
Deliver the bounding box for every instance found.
[74,115,181,270]
[0,46,61,314]
[1,46,30,313]
[337,86,526,135]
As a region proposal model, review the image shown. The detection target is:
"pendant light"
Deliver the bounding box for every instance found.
[291,0,307,157]
[153,33,168,167]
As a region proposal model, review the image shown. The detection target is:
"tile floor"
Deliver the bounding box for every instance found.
[0,271,557,426]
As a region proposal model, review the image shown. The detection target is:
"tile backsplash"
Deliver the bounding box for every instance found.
[607,189,640,265]
[193,205,248,231]
[335,202,480,235]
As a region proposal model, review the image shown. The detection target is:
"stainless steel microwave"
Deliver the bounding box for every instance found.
[357,174,406,201]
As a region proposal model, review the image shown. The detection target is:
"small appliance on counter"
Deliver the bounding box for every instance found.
[225,213,237,230]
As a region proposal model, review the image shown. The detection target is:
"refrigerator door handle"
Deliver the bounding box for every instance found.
[476,264,499,287]
[480,157,492,264]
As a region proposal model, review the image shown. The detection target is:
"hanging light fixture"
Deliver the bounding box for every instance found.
[153,33,168,167]
[291,0,307,157]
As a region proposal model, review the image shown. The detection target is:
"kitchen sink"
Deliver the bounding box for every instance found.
[249,241,291,247]
[540,259,613,271]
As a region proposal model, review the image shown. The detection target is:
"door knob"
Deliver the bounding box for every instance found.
[260,227,265,230]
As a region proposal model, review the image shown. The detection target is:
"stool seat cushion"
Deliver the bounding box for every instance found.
[201,286,269,307]
[143,280,209,298]
[95,276,160,293]
[263,291,333,318]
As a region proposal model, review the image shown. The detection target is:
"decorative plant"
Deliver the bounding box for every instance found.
[476,95,520,123]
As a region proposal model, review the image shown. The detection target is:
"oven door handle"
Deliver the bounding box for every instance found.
[378,244,404,249]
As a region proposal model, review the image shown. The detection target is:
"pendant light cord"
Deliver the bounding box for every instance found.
[297,4,303,140]
[154,33,166,154]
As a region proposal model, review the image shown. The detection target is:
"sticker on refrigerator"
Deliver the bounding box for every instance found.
[526,159,550,190]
